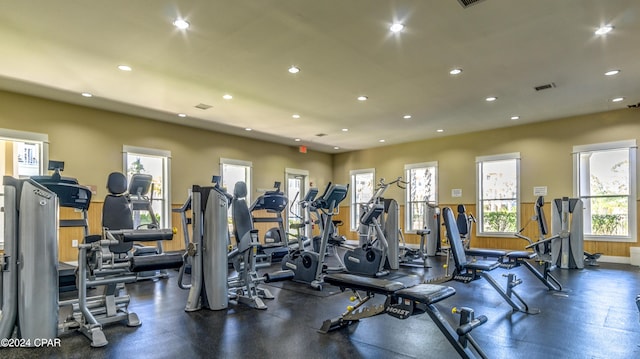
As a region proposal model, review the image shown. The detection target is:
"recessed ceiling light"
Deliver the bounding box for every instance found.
[436,129,444,133]
[595,25,613,35]
[245,128,252,131]
[178,113,187,118]
[222,94,233,100]
[357,96,368,101]
[334,146,340,150]
[612,97,624,102]
[288,66,300,74]
[292,114,300,119]
[511,116,520,120]
[294,138,301,142]
[403,115,412,119]
[485,96,497,102]
[449,68,463,75]
[379,139,385,143]
[173,19,190,30]
[81,92,93,98]
[341,128,349,132]
[390,23,404,33]
[117,65,132,71]
[604,70,620,76]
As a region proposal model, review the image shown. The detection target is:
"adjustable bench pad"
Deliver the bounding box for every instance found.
[506,251,536,259]
[466,248,507,258]
[324,273,406,293]
[396,284,456,304]
[320,273,456,330]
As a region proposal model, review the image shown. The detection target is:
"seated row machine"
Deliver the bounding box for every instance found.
[319,273,489,359]
[180,178,292,311]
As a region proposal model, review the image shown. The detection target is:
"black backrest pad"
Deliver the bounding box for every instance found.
[443,207,468,271]
[456,204,469,236]
[103,174,134,253]
[535,196,548,236]
[232,181,253,242]
[107,172,128,195]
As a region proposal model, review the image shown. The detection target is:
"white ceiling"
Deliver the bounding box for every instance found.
[0,0,638,153]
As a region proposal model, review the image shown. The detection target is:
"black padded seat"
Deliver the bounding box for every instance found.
[324,273,406,293]
[396,284,456,305]
[507,251,536,259]
[463,259,501,272]
[466,248,507,258]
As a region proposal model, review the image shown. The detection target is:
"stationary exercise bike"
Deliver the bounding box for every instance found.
[281,182,348,290]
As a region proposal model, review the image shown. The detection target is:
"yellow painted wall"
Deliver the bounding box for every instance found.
[332,108,640,256]
[0,90,333,202]
[0,90,332,260]
[2,88,640,260]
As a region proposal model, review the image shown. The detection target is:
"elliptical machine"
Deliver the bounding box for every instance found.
[343,177,405,276]
[281,182,349,290]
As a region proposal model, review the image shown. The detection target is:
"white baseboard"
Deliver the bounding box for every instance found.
[597,255,631,264]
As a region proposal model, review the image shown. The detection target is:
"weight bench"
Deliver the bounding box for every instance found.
[442,207,540,315]
[320,273,488,359]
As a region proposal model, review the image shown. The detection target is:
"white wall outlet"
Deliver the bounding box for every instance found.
[72,239,78,248]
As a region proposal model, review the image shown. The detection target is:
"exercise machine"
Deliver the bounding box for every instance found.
[128,173,173,279]
[511,197,563,291]
[250,181,289,263]
[344,203,391,277]
[180,178,292,310]
[281,183,348,289]
[31,160,88,292]
[551,197,585,269]
[319,273,489,359]
[1,171,183,348]
[0,177,60,345]
[400,202,440,267]
[68,172,182,347]
[442,206,540,315]
[286,187,319,251]
[346,177,403,275]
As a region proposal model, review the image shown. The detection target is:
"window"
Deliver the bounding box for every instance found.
[573,140,636,242]
[285,168,309,237]
[0,129,49,250]
[123,146,171,228]
[404,162,438,232]
[221,158,252,228]
[476,153,520,235]
[350,168,375,231]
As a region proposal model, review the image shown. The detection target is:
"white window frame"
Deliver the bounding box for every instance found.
[0,129,49,250]
[349,168,375,231]
[220,158,253,202]
[404,161,438,233]
[476,152,520,237]
[573,140,637,243]
[122,145,172,228]
[285,168,310,237]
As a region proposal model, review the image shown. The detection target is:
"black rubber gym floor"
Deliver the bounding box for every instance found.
[5,254,640,358]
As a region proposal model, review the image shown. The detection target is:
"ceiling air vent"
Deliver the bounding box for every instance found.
[534,83,556,92]
[457,0,487,8]
[195,103,212,110]
[315,133,327,137]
